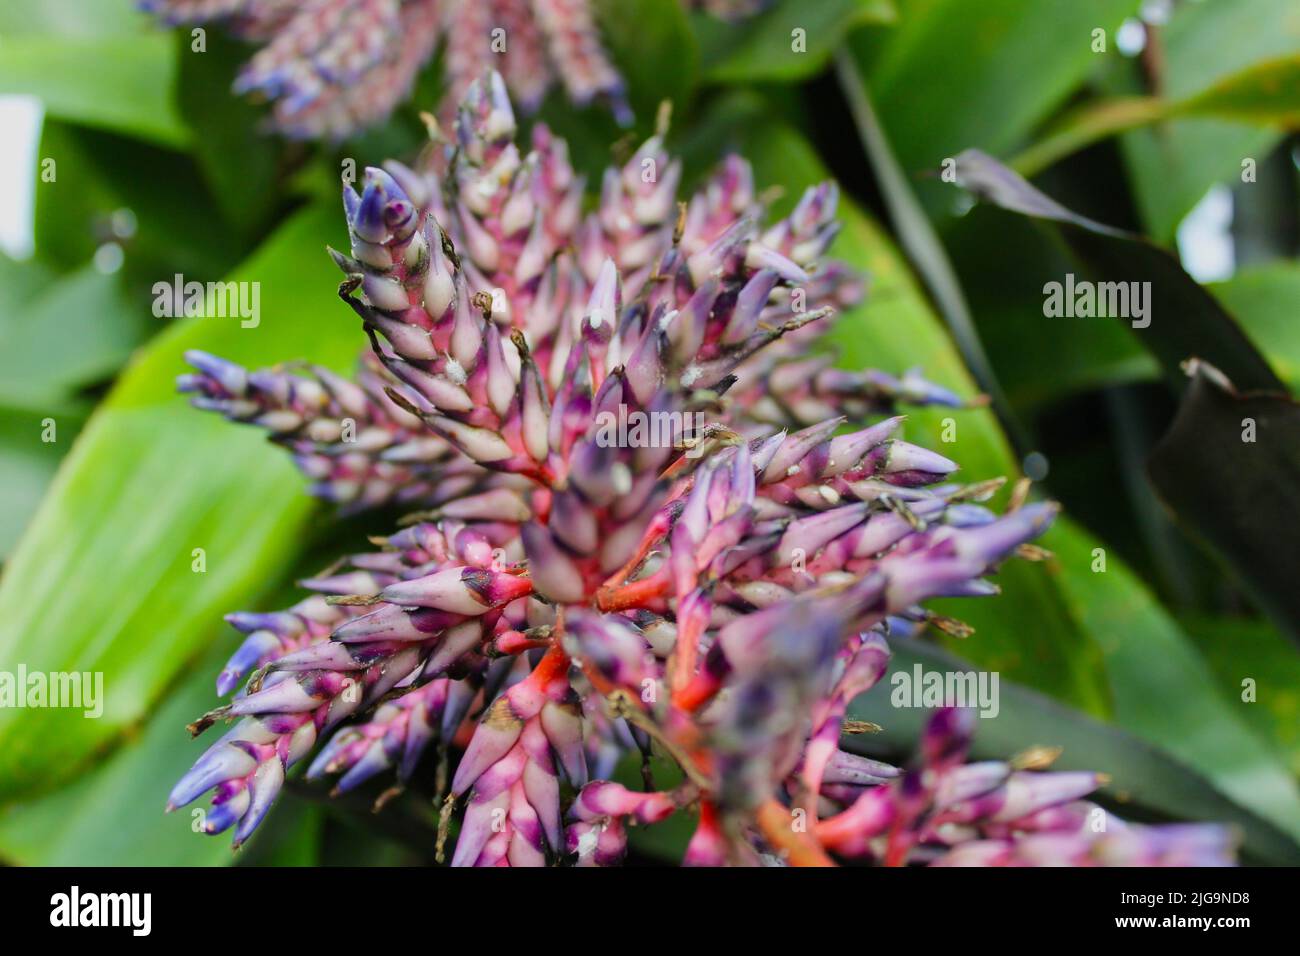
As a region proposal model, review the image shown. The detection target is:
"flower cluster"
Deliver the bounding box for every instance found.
[168,73,1234,866]
[140,0,764,138]
[816,708,1233,867]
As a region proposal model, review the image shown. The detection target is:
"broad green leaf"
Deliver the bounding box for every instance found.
[1114,0,1300,242]
[0,264,151,405]
[0,642,248,865]
[0,0,152,37]
[694,0,896,84]
[1012,55,1300,177]
[1181,52,1300,124]
[0,630,325,866]
[0,529,435,864]
[847,639,1300,865]
[176,30,283,239]
[835,53,1027,451]
[1149,362,1300,648]
[850,0,1139,217]
[0,255,88,555]
[0,203,360,801]
[599,0,699,123]
[952,148,1285,394]
[32,120,244,281]
[1208,262,1300,389]
[943,206,1157,410]
[1043,514,1300,843]
[1181,614,1300,779]
[0,33,190,148]
[933,150,1300,835]
[531,0,700,183]
[0,399,87,561]
[0,252,54,308]
[1012,97,1168,179]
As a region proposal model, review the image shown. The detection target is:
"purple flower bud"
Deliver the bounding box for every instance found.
[379,567,532,614]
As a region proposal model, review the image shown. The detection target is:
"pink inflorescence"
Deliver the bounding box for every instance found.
[168,73,1235,866]
[140,0,712,138]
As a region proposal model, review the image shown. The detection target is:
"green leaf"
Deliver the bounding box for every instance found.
[176,30,284,238]
[0,203,360,801]
[933,150,1300,836]
[0,632,330,866]
[1208,262,1300,389]
[0,264,152,405]
[943,206,1157,410]
[694,0,896,84]
[847,639,1300,865]
[697,94,1112,713]
[952,148,1285,393]
[1041,514,1300,843]
[1113,0,1300,242]
[32,120,245,281]
[850,0,1139,216]
[0,530,438,864]
[599,0,699,123]
[0,256,102,557]
[0,642,243,865]
[1012,55,1300,177]
[1011,97,1169,179]
[530,0,700,183]
[0,399,87,561]
[1178,51,1300,122]
[718,101,1300,839]
[1149,361,1300,648]
[0,252,55,308]
[0,34,190,148]
[1181,614,1300,779]
[835,52,1028,452]
[0,0,153,37]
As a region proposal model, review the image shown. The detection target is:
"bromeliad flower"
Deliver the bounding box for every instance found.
[140,0,759,138]
[167,73,1234,866]
[815,708,1236,867]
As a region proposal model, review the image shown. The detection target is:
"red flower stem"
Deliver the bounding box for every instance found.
[601,511,672,589]
[756,799,836,867]
[594,568,670,612]
[671,669,722,713]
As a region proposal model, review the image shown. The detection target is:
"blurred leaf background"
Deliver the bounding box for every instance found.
[1,0,1298,864]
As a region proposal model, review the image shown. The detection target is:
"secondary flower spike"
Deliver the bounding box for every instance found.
[140,0,769,138]
[168,73,1234,867]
